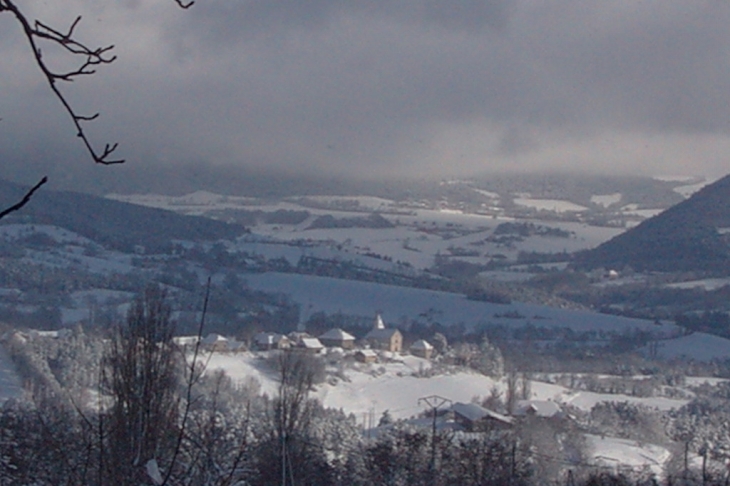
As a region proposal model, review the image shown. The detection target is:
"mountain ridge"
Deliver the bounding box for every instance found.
[574,173,730,273]
[0,179,246,252]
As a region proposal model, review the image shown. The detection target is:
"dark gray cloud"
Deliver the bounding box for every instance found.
[2,0,730,186]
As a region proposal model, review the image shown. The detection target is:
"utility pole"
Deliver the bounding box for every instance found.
[418,395,452,474]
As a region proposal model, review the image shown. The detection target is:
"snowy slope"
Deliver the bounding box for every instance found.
[587,435,670,476]
[203,351,690,424]
[243,272,679,335]
[0,345,23,403]
[649,333,730,362]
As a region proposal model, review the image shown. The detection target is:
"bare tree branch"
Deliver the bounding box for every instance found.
[0,0,194,220]
[0,1,124,164]
[173,0,195,9]
[0,176,47,220]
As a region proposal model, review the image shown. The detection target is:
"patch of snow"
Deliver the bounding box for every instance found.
[648,333,730,362]
[513,198,588,213]
[653,175,698,183]
[673,179,715,198]
[665,279,730,291]
[472,188,500,199]
[620,205,664,218]
[586,435,670,477]
[0,345,24,403]
[591,193,622,208]
[243,273,680,336]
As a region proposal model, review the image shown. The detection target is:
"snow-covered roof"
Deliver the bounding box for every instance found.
[29,329,72,339]
[254,332,286,345]
[365,328,400,340]
[173,336,200,346]
[515,400,562,418]
[356,349,378,358]
[451,402,512,424]
[202,333,228,345]
[319,328,356,341]
[410,339,433,350]
[300,338,324,349]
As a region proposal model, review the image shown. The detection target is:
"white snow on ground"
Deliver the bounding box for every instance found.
[620,204,664,219]
[684,376,728,386]
[203,353,280,397]
[529,381,688,411]
[201,352,494,421]
[242,272,680,335]
[297,195,399,211]
[562,391,687,411]
[653,175,698,183]
[586,435,671,476]
[665,278,730,291]
[673,180,714,198]
[0,224,93,245]
[204,351,690,428]
[591,194,622,208]
[106,192,626,269]
[106,191,259,215]
[648,333,730,362]
[0,345,23,403]
[471,188,499,199]
[513,198,588,213]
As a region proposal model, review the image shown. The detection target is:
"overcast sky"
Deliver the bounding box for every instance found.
[1,0,730,184]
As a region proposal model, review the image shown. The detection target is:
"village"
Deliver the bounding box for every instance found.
[175,313,569,437]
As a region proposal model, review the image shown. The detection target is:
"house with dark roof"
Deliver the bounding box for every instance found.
[365,314,402,353]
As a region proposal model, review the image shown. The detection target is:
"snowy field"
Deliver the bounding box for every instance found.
[586,435,670,477]
[108,190,626,270]
[648,333,730,362]
[198,349,691,474]
[591,193,622,208]
[202,351,690,424]
[665,278,730,291]
[513,197,588,213]
[243,272,679,335]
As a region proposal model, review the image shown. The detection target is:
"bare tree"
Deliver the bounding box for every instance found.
[103,285,180,484]
[0,0,193,219]
[256,351,330,486]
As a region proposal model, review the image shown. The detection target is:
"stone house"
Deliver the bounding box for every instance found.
[410,339,434,359]
[355,349,378,363]
[364,314,402,353]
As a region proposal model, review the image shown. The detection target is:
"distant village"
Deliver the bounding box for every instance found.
[176,314,433,363]
[170,313,567,433]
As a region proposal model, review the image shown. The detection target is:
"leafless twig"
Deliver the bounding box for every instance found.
[0,1,123,164]
[0,0,194,219]
[173,0,195,9]
[0,176,47,220]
